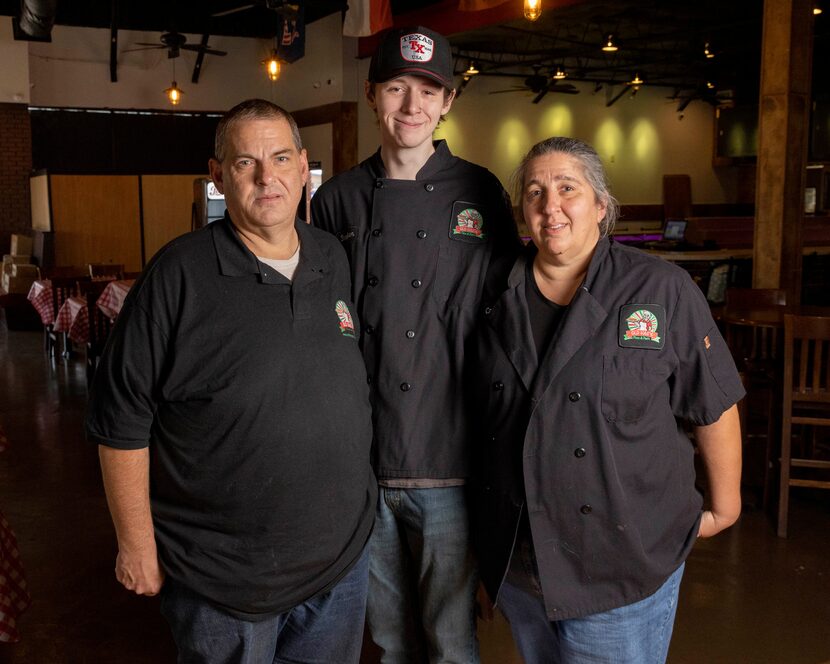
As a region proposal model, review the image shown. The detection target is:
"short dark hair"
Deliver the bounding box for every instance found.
[512,136,619,237]
[214,99,302,161]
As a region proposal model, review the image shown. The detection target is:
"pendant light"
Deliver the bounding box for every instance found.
[263,49,282,81]
[164,59,183,106]
[524,0,542,21]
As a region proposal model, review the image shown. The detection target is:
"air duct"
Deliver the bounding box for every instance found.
[13,0,57,42]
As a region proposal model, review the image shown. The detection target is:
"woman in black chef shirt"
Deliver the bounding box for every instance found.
[473,136,744,664]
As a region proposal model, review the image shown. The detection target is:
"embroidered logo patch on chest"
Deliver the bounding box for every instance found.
[335,300,356,339]
[618,304,666,349]
[450,201,487,242]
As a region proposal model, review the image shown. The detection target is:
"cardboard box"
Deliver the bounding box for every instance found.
[11,264,39,278]
[10,234,33,257]
[1,273,36,295]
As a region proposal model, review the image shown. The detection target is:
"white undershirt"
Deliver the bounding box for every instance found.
[258,243,301,281]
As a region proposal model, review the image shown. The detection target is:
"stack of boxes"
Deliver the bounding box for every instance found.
[1,234,39,295]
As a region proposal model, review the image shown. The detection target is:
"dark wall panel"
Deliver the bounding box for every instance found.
[31,109,220,174]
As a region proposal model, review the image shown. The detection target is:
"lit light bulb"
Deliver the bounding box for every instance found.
[553,66,567,80]
[264,52,281,81]
[602,34,618,52]
[164,82,183,106]
[524,0,542,21]
[465,61,479,76]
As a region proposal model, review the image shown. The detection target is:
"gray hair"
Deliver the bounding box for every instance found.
[511,136,619,237]
[214,99,303,161]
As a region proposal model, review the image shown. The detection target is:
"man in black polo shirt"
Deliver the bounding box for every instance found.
[86,99,376,663]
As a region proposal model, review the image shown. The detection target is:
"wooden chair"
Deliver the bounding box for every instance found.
[723,288,788,507]
[46,275,89,358]
[724,288,787,366]
[88,263,124,281]
[778,313,830,537]
[77,279,112,385]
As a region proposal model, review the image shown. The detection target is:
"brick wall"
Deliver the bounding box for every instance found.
[0,103,32,257]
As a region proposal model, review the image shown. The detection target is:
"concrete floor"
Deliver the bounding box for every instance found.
[0,323,829,664]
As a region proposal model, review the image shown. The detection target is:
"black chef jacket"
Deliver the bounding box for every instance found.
[312,140,520,480]
[473,238,745,621]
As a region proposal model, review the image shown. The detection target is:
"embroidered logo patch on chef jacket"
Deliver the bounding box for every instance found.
[618,304,666,349]
[335,300,356,339]
[449,201,487,242]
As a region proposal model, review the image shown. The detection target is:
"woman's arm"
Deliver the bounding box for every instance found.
[693,404,742,538]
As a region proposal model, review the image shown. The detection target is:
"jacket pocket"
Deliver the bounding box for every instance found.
[601,353,672,423]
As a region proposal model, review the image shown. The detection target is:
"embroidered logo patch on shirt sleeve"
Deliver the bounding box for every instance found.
[449,201,488,242]
[335,300,356,339]
[618,304,666,349]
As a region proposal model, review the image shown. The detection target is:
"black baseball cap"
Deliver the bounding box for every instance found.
[368,26,454,90]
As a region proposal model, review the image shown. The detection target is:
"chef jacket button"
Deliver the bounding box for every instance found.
[365,325,374,335]
[425,183,434,192]
[367,375,373,384]
[569,391,581,402]
[493,381,504,391]
[368,275,379,287]
[375,180,384,189]
[580,504,592,515]
[574,447,586,458]
[400,382,411,392]
[411,279,422,288]
[372,229,382,237]
[406,330,415,339]
[417,230,427,239]
[484,306,493,315]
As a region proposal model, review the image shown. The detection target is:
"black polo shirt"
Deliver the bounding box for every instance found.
[86,214,376,618]
[311,140,521,480]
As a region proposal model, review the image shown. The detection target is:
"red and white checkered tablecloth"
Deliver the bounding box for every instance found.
[26,279,54,326]
[96,279,134,320]
[0,425,31,643]
[52,295,89,345]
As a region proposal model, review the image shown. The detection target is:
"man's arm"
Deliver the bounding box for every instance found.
[693,404,742,538]
[98,445,165,595]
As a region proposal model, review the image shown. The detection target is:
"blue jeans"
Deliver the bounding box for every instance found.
[159,546,369,664]
[497,563,684,664]
[367,486,479,664]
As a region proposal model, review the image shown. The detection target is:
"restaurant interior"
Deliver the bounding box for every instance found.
[1,0,829,661]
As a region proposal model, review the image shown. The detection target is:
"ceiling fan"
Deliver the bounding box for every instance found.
[125,31,227,59]
[490,67,580,104]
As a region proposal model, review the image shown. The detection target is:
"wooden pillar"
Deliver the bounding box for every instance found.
[753,0,814,304]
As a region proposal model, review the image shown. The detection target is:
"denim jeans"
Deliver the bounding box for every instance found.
[367,486,479,664]
[159,546,369,664]
[497,563,685,664]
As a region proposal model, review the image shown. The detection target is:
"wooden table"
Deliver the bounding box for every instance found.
[96,279,134,320]
[26,279,54,325]
[52,295,88,345]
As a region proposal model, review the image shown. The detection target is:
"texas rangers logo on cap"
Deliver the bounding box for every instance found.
[400,32,434,63]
